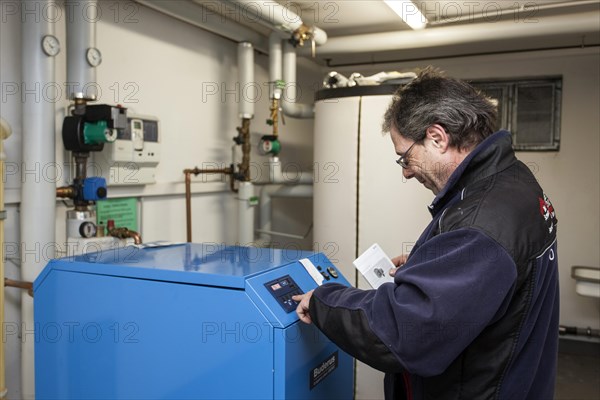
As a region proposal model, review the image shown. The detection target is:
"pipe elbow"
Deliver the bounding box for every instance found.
[108,228,142,245]
[281,102,314,118]
[311,26,327,45]
[129,231,142,245]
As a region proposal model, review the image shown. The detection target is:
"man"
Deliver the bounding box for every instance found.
[293,68,559,399]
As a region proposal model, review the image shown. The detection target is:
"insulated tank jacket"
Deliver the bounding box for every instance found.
[309,131,559,400]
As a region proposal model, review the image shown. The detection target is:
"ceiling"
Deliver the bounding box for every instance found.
[278,0,598,35]
[141,1,600,66]
[273,0,600,65]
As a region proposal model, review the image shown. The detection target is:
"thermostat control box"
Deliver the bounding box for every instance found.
[94,114,160,185]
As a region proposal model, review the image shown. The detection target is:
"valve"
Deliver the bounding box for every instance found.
[289,24,311,48]
[82,177,107,202]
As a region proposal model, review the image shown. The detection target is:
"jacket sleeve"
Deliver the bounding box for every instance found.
[309,228,517,376]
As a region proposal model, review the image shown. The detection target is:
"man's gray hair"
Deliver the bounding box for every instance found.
[382,67,498,151]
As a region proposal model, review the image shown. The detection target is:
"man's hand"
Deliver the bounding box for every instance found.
[389,254,409,277]
[292,290,314,324]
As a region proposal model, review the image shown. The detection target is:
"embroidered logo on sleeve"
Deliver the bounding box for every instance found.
[539,194,556,233]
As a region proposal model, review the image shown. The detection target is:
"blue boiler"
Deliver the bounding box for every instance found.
[34,244,354,399]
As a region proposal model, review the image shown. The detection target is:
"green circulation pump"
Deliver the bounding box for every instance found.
[260,135,281,156]
[83,120,111,145]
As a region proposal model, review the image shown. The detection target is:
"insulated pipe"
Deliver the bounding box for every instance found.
[138,0,269,53]
[428,0,599,26]
[0,118,11,400]
[267,33,283,138]
[238,181,255,245]
[237,43,253,182]
[66,0,98,98]
[269,32,283,99]
[21,1,57,397]
[312,11,600,55]
[268,157,313,184]
[258,184,313,243]
[238,42,255,119]
[225,0,327,45]
[282,42,314,118]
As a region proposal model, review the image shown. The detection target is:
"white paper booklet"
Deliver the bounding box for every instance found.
[353,243,395,289]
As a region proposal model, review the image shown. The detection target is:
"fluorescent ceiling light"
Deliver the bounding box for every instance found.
[384,0,428,30]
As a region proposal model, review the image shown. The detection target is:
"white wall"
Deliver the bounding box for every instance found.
[0,2,320,398]
[333,47,600,330]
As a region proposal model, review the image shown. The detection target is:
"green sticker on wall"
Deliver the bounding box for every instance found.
[96,198,138,231]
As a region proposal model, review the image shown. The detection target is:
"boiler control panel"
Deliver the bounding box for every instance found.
[264,275,303,313]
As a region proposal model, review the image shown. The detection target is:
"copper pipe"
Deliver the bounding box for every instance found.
[184,167,234,243]
[5,278,33,297]
[183,168,232,175]
[241,118,251,181]
[126,230,142,245]
[56,186,76,198]
[269,98,279,138]
[237,118,251,182]
[108,227,142,245]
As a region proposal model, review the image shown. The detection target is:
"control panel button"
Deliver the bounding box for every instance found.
[264,275,304,313]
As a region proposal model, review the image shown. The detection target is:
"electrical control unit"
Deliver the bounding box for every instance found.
[94,115,160,185]
[34,244,354,399]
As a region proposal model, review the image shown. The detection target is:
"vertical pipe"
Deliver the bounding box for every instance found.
[20,1,56,397]
[268,33,282,139]
[237,43,255,243]
[283,41,297,104]
[269,32,282,98]
[66,0,98,99]
[238,182,255,245]
[185,172,192,242]
[238,118,251,181]
[237,42,255,119]
[0,118,11,400]
[282,41,314,118]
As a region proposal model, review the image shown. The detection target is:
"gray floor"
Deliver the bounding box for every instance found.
[555,339,600,400]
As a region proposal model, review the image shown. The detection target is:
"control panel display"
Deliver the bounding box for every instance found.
[264,275,304,313]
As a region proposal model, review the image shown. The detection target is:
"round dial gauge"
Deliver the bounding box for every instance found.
[41,35,60,57]
[79,221,98,238]
[86,47,102,67]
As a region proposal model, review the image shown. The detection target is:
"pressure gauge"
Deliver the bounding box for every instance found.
[41,35,60,57]
[79,221,98,238]
[86,47,102,67]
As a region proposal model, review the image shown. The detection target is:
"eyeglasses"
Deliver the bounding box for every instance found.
[396,141,418,169]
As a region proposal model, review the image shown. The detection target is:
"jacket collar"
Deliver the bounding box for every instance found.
[428,130,517,216]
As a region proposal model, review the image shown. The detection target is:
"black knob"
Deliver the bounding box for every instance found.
[96,187,107,198]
